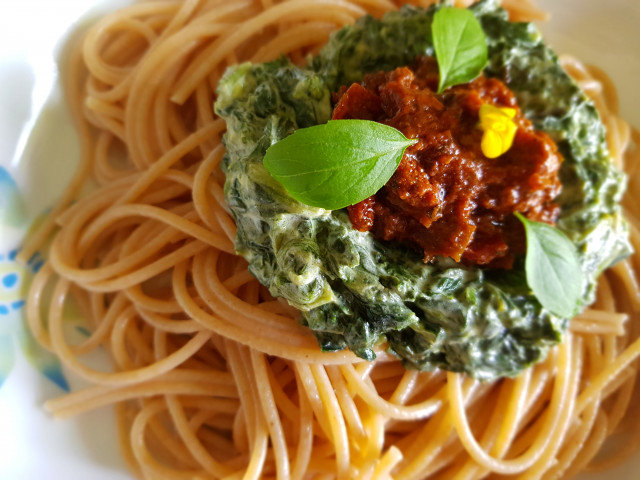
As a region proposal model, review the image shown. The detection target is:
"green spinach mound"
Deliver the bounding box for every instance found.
[214,0,630,380]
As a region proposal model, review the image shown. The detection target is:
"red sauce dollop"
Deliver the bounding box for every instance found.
[333,57,563,268]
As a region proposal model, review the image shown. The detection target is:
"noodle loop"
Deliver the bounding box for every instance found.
[21,1,640,478]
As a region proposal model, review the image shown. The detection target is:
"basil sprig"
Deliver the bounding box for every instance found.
[263,120,416,210]
[432,7,488,93]
[515,213,584,317]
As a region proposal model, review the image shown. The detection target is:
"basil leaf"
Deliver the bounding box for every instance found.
[515,213,584,318]
[263,119,416,210]
[432,7,488,93]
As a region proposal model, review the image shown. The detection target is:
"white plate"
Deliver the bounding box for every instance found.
[0,1,638,478]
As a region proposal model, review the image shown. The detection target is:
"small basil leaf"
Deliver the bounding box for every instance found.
[432,7,488,93]
[515,213,584,318]
[263,119,416,210]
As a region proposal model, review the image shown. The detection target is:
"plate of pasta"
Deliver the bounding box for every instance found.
[1,1,639,479]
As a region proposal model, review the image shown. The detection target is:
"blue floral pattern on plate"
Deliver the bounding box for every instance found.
[0,165,68,390]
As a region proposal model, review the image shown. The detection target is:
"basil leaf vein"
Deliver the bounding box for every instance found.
[432,7,488,93]
[263,119,416,210]
[516,213,584,318]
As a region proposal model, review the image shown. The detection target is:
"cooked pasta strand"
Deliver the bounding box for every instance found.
[22,1,640,479]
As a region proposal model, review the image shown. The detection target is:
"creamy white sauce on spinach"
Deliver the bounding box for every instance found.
[214,0,631,380]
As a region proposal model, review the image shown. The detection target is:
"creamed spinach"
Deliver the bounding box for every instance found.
[214,0,630,380]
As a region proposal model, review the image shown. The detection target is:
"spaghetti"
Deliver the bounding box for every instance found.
[22,0,640,479]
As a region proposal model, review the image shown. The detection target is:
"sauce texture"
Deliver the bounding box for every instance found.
[334,57,563,268]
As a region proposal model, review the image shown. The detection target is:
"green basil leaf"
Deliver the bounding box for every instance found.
[432,7,488,93]
[263,119,416,210]
[515,213,584,318]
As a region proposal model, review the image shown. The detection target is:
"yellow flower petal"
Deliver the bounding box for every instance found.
[479,104,518,158]
[493,121,507,133]
[503,118,518,144]
[481,129,503,159]
[501,107,516,118]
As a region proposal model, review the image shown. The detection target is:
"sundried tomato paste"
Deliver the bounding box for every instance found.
[333,56,563,268]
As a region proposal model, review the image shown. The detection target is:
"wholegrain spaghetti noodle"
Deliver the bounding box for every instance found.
[22,0,640,479]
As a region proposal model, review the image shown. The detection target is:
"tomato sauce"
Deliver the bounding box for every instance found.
[333,57,563,268]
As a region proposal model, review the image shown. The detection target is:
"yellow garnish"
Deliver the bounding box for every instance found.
[479,104,518,158]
